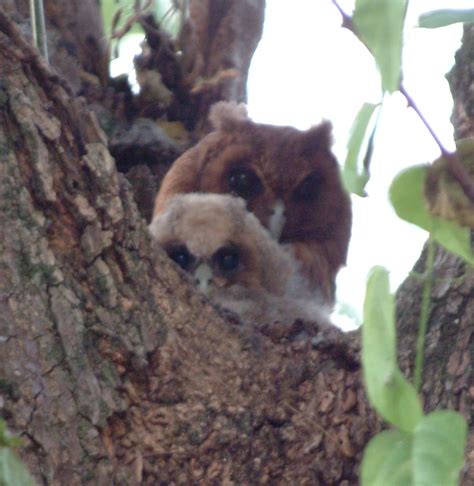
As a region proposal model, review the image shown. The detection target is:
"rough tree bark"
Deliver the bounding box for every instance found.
[0,4,379,485]
[0,3,472,486]
[2,0,108,92]
[395,24,474,484]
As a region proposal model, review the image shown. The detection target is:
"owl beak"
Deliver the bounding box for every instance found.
[194,263,213,295]
[268,199,286,240]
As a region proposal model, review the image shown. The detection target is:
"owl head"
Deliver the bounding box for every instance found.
[155,101,351,250]
[149,193,297,297]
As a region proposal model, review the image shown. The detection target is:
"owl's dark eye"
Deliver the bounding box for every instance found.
[167,245,194,271]
[214,246,240,273]
[227,167,263,200]
[292,171,323,202]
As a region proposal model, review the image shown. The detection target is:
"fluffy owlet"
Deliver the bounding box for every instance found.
[149,193,330,327]
[152,102,351,304]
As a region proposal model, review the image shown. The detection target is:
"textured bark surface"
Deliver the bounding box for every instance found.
[0,7,380,485]
[449,25,474,140]
[397,250,473,483]
[5,0,108,92]
[396,24,474,484]
[181,0,266,132]
[106,327,377,485]
[0,11,164,483]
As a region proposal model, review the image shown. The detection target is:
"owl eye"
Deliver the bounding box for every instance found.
[214,246,240,273]
[292,171,323,202]
[227,167,263,200]
[167,245,194,270]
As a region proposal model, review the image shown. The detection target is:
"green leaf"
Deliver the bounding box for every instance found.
[0,420,21,449]
[0,449,36,486]
[361,411,467,486]
[413,411,467,486]
[353,0,408,92]
[361,430,412,486]
[343,102,379,196]
[362,267,423,432]
[389,165,474,265]
[419,9,474,29]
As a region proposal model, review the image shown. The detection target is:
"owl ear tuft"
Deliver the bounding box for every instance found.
[208,101,249,131]
[300,121,333,157]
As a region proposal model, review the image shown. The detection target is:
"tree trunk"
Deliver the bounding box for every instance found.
[0,5,380,485]
[396,24,474,484]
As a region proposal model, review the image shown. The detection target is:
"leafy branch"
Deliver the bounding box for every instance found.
[361,267,467,485]
[330,1,472,484]
[333,0,474,203]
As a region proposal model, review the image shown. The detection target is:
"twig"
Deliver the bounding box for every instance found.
[111,0,153,40]
[29,0,49,62]
[398,84,447,155]
[332,0,474,203]
[400,84,474,201]
[331,0,354,31]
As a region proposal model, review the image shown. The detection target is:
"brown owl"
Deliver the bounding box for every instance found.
[153,102,352,304]
[149,193,330,327]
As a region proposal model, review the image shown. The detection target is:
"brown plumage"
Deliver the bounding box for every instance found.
[149,193,330,327]
[153,102,352,304]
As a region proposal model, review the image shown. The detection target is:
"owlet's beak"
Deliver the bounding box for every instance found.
[194,263,213,295]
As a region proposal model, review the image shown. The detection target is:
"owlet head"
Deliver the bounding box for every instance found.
[149,193,274,295]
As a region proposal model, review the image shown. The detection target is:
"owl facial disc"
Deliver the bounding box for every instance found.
[194,263,213,295]
[268,199,286,240]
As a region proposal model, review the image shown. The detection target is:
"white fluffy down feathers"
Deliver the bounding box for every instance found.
[149,193,329,328]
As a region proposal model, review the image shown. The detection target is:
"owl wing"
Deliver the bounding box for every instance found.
[287,239,346,305]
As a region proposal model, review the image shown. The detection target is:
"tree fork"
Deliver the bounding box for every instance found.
[2,5,473,485]
[0,8,381,485]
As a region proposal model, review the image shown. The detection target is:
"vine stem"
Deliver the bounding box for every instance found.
[331,0,474,203]
[399,85,474,202]
[414,234,436,392]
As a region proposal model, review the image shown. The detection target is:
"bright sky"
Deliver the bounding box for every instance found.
[247,0,470,328]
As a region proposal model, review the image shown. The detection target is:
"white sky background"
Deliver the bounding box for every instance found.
[247,0,470,328]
